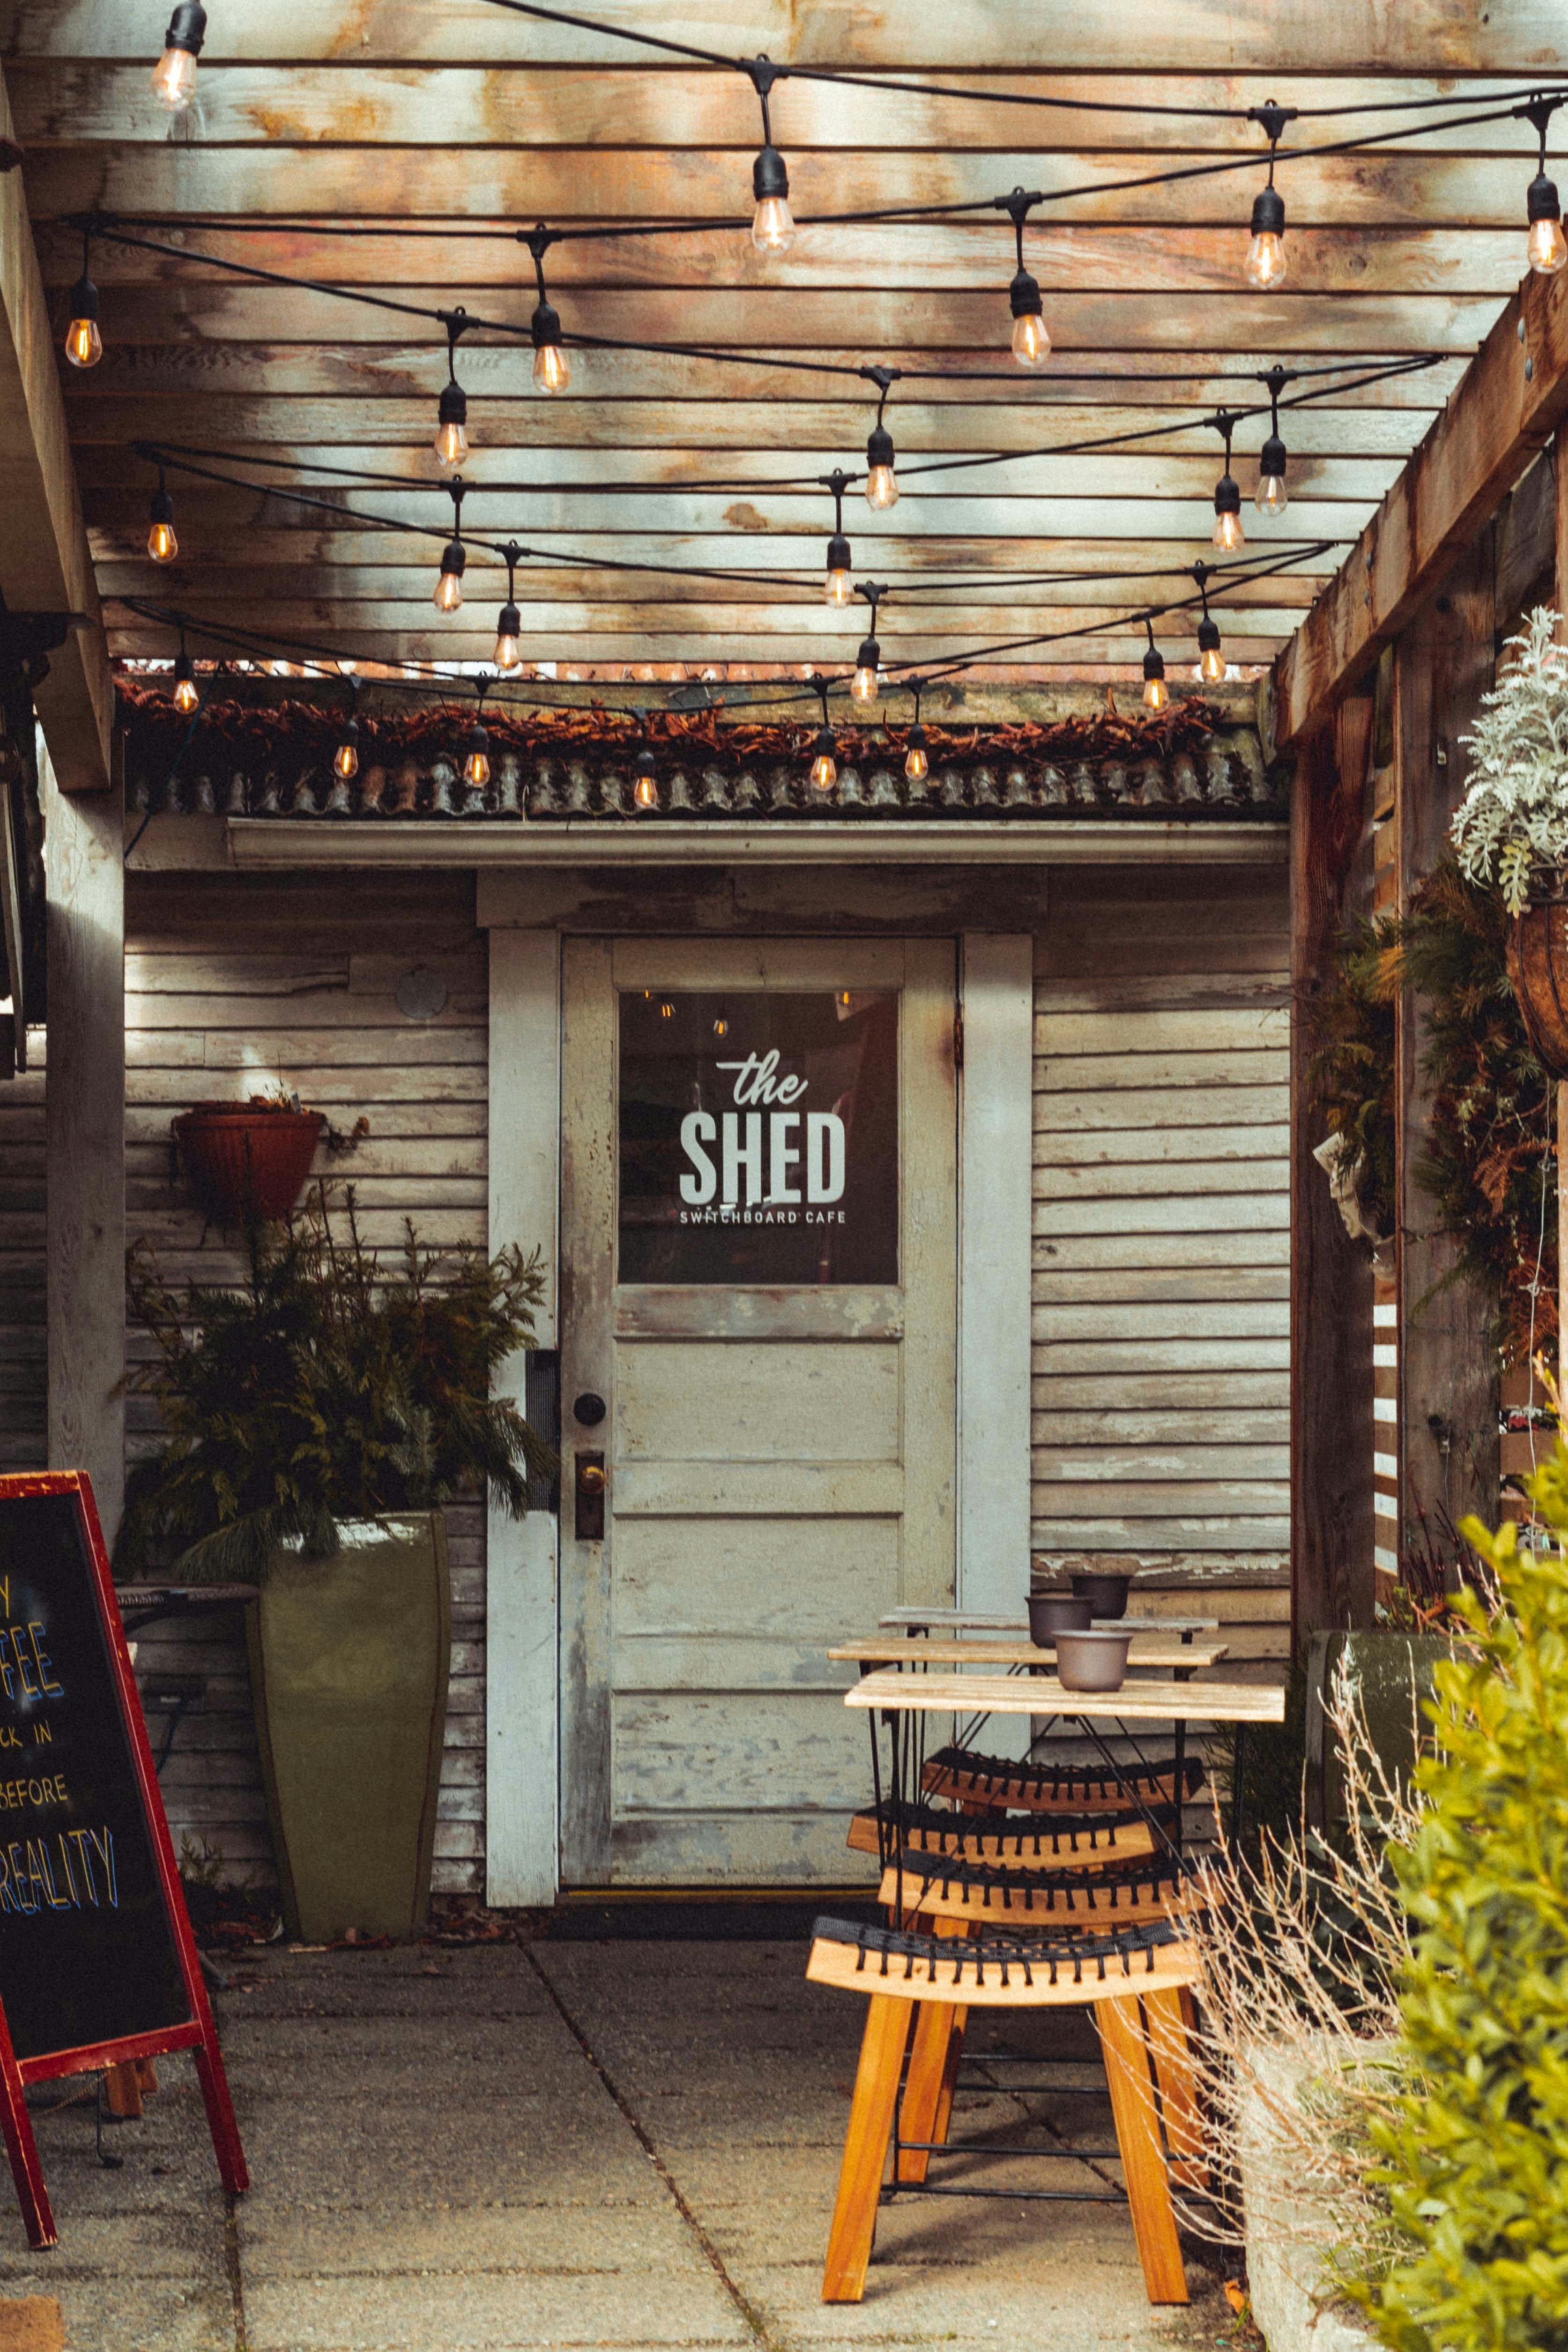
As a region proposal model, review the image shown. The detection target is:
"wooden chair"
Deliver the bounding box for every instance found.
[921,1743,1207,1817]
[808,1914,1200,2308]
[847,1797,1168,1869]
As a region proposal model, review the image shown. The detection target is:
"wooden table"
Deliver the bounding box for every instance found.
[879,1606,1221,1642]
[846,1665,1284,1847]
[831,1634,1230,1681]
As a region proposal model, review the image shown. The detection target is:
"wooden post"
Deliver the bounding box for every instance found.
[44,744,124,1539]
[1290,712,1377,1640]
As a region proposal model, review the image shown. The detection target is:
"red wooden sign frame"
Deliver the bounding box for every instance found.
[0,1471,247,2247]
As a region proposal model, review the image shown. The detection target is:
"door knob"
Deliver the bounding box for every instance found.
[573,1392,607,1427]
[574,1450,607,1540]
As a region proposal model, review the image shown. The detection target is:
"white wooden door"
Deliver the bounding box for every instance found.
[558,938,957,1885]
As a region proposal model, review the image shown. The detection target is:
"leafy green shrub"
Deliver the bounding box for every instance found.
[117,1186,556,1581]
[1347,1454,1568,2352]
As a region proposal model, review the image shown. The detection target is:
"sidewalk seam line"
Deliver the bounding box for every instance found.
[522,1945,782,2351]
[223,2186,249,2352]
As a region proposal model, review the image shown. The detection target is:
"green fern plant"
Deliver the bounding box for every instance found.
[117,1185,556,1582]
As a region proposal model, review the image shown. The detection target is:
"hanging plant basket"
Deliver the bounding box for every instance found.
[1505,895,1568,1078]
[173,1103,325,1224]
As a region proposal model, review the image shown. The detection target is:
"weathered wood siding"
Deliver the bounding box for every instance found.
[1033,865,1291,1671]
[0,1046,45,1472]
[123,872,489,1896]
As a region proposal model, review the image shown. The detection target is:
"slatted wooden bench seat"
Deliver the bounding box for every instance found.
[807,1915,1200,2308]
[921,1744,1207,1816]
[877,1848,1199,1932]
[847,1797,1168,1867]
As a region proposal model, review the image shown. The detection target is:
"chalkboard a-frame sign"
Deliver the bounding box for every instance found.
[0,1472,247,2248]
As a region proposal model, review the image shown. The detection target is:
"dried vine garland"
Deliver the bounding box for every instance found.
[1308,859,1557,1362]
[118,682,1226,778]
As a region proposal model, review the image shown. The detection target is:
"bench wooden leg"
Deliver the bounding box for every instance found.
[103,2062,143,2120]
[1096,1994,1188,2307]
[895,1918,970,2184]
[822,1994,911,2303]
[1144,1985,1206,2191]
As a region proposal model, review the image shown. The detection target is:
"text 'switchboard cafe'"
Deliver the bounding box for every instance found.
[617,989,899,1286]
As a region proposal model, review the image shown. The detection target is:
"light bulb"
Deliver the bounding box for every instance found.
[660,1001,674,1020]
[632,749,659,809]
[1196,619,1224,684]
[1011,310,1050,369]
[751,145,794,254]
[65,278,102,369]
[334,734,360,780]
[825,530,853,607]
[464,729,491,789]
[433,418,468,466]
[529,298,570,393]
[825,568,853,608]
[713,1015,729,1038]
[1529,214,1568,275]
[904,726,929,783]
[533,340,570,394]
[865,424,898,510]
[751,193,795,253]
[810,742,838,791]
[1245,184,1287,288]
[494,602,522,669]
[173,659,198,715]
[147,487,178,564]
[1143,671,1169,712]
[1213,508,1246,552]
[434,538,466,612]
[851,634,880,704]
[1255,471,1289,517]
[1245,230,1287,289]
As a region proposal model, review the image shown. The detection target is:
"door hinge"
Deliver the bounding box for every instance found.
[953,1009,964,1071]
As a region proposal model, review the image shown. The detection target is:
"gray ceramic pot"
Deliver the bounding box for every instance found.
[1054,1628,1134,1693]
[1028,1592,1094,1642]
[1070,1569,1134,1620]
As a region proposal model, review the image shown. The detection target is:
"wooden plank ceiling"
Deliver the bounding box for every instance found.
[3,1,1567,695]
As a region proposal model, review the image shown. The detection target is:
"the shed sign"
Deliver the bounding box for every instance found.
[618,990,899,1285]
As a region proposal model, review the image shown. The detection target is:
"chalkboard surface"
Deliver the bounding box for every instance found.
[0,1489,190,2063]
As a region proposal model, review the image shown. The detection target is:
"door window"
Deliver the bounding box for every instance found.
[617,988,899,1285]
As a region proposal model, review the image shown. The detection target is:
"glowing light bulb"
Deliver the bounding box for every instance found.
[904,725,929,783]
[334,728,360,780]
[434,417,468,466]
[1196,619,1224,684]
[851,635,880,705]
[825,530,853,608]
[464,728,491,789]
[147,486,178,564]
[713,1015,729,1038]
[1529,211,1568,275]
[632,750,659,809]
[1245,184,1287,288]
[751,145,794,254]
[809,730,838,791]
[434,538,466,612]
[1142,646,1168,712]
[751,193,795,253]
[1213,508,1246,552]
[65,277,102,369]
[172,654,198,715]
[494,601,522,669]
[864,423,898,510]
[660,1001,674,1020]
[151,1,206,105]
[531,298,571,393]
[1255,471,1289,517]
[1011,309,1050,369]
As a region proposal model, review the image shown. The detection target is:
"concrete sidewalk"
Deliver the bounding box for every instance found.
[0,1940,1233,2351]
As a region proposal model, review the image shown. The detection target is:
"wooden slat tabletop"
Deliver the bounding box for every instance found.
[829,1635,1229,1671]
[844,1666,1285,1724]
[877,1607,1221,1636]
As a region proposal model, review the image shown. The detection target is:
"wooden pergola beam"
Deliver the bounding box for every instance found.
[1274,261,1568,750]
[0,66,111,794]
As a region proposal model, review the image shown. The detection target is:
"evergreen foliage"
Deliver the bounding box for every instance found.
[1348,1455,1568,2352]
[117,1186,556,1581]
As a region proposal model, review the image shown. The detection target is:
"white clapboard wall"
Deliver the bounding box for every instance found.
[122,872,490,1897]
[1033,864,1291,1677]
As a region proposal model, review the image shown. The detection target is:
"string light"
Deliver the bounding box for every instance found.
[1524,98,1568,275]
[809,682,837,790]
[64,226,102,370]
[464,683,492,789]
[1191,567,1225,682]
[999,189,1049,369]
[1253,366,1289,514]
[1211,414,1245,552]
[434,478,468,613]
[1142,622,1169,713]
[494,541,523,669]
[851,583,886,704]
[522,227,571,392]
[822,470,853,608]
[747,58,795,253]
[172,631,199,714]
[1244,103,1293,287]
[904,686,929,783]
[434,312,470,465]
[150,1,205,109]
[864,376,899,509]
[334,679,361,778]
[147,470,178,563]
[632,745,659,808]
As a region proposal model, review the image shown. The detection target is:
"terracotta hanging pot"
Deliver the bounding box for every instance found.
[1506,898,1568,1077]
[173,1103,325,1223]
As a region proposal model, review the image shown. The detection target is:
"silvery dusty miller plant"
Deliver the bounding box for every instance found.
[1450,607,1568,914]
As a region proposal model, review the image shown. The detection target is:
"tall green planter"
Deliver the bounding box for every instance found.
[1304,1629,1450,1832]
[247,1513,451,1942]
